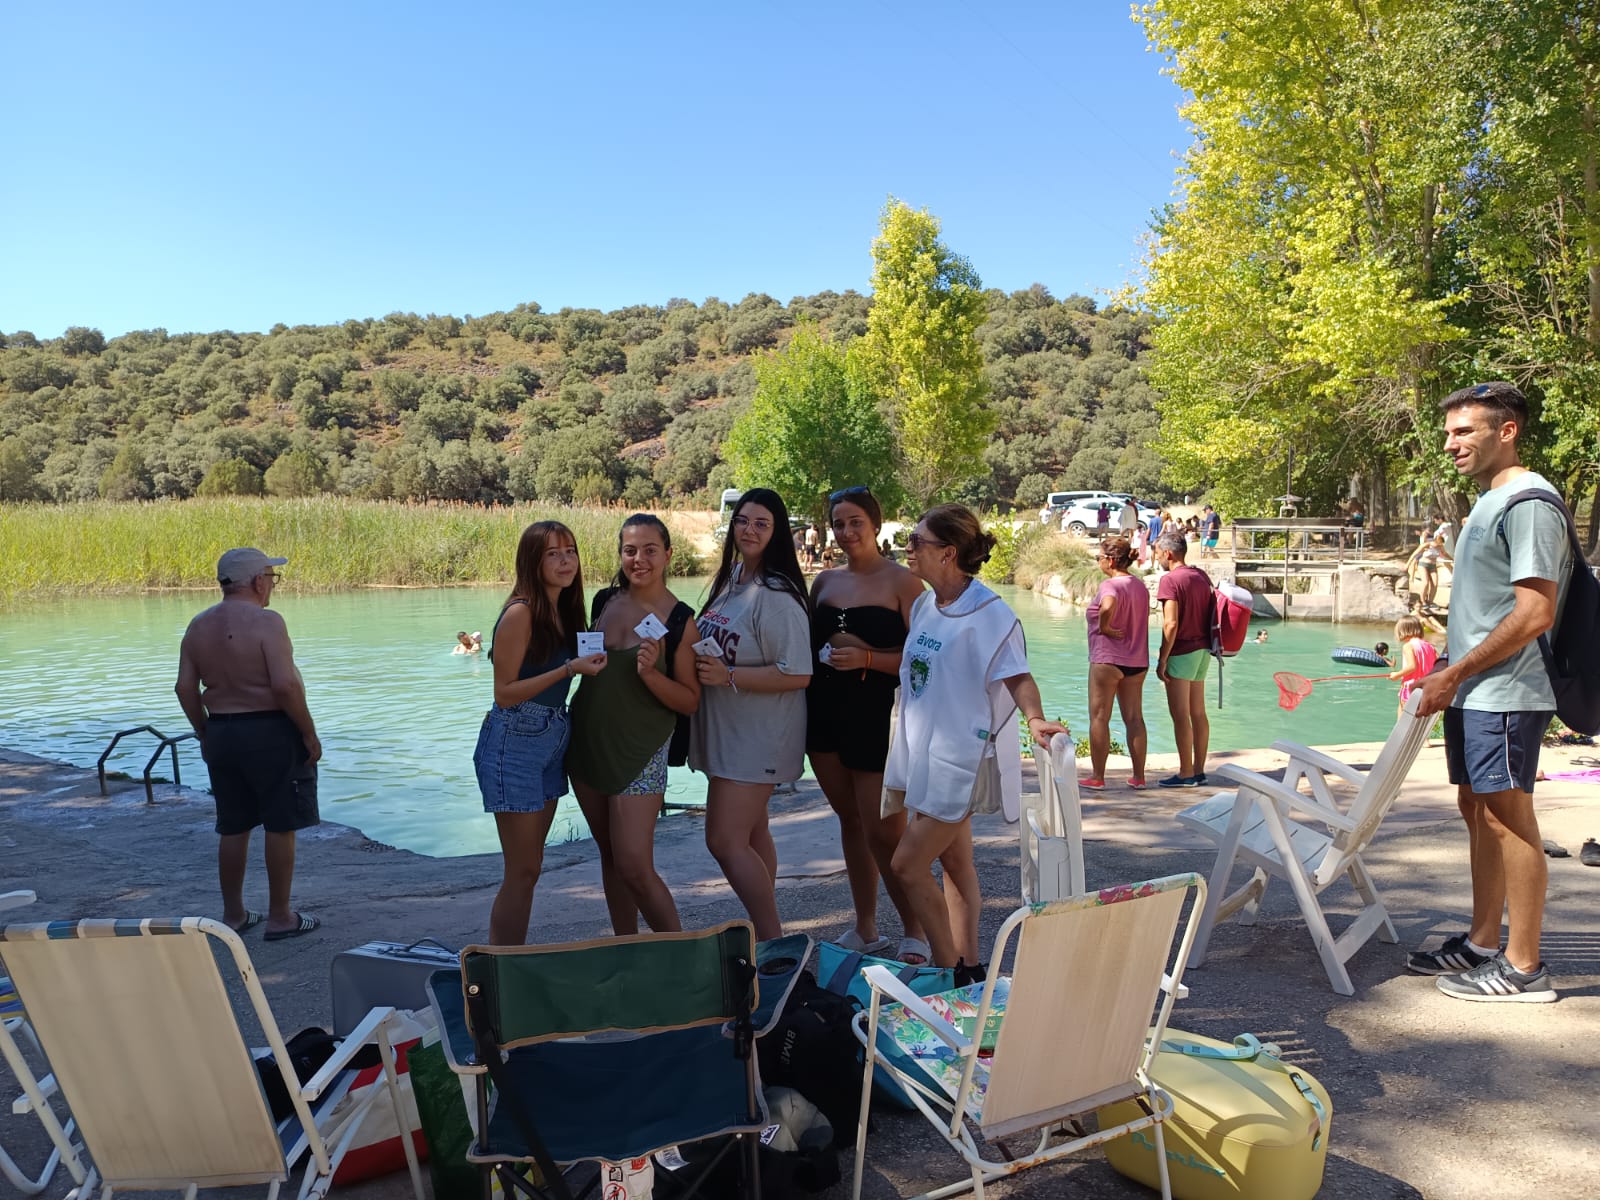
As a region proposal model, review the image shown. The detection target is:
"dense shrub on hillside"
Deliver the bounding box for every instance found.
[0,286,1171,512]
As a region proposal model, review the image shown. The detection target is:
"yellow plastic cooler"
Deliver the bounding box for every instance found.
[1098,1030,1332,1200]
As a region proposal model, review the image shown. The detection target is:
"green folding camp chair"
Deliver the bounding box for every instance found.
[451,921,771,1200]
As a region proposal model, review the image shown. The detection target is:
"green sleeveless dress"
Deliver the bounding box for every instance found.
[565,646,678,794]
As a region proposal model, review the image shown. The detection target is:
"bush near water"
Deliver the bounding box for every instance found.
[0,497,702,599]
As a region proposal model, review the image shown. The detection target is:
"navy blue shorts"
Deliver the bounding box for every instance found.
[474,701,570,813]
[1443,708,1552,795]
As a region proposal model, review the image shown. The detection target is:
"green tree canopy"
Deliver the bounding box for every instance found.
[724,324,902,526]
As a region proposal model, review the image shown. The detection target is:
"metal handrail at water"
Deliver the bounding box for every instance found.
[96,725,197,805]
[1229,518,1371,566]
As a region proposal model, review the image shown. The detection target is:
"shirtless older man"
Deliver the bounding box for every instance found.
[175,547,322,941]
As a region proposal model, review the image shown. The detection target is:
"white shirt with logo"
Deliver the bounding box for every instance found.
[884,579,1029,823]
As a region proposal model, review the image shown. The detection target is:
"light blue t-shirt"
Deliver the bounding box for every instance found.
[1448,471,1571,712]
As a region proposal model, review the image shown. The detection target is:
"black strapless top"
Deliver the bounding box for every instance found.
[811,603,907,654]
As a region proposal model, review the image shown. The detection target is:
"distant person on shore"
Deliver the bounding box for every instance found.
[474,521,606,945]
[452,630,482,654]
[568,514,700,935]
[884,504,1066,974]
[1387,617,1436,716]
[1154,531,1212,788]
[691,488,812,941]
[1094,502,1112,537]
[174,547,323,942]
[1406,526,1453,610]
[1084,535,1149,789]
[804,522,821,568]
[807,486,928,962]
[1199,505,1222,558]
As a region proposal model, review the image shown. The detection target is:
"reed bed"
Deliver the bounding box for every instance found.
[0,498,703,600]
[1012,532,1105,596]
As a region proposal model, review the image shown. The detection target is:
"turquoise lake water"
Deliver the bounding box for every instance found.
[0,581,1401,857]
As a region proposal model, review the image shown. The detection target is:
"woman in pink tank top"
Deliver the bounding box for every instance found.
[1084,536,1151,789]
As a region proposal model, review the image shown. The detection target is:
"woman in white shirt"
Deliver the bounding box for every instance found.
[884,504,1067,976]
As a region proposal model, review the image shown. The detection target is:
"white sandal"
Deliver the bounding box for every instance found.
[896,937,933,966]
[836,929,893,955]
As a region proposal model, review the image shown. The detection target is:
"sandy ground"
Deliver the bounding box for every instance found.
[3,735,1598,1200]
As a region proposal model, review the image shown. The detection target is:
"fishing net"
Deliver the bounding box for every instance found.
[1275,672,1315,711]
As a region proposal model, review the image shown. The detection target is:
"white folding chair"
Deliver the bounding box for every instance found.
[0,890,88,1195]
[850,873,1206,1200]
[1022,736,1085,904]
[0,916,424,1200]
[1176,692,1430,994]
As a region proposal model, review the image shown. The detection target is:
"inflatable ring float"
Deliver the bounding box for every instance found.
[1331,646,1388,668]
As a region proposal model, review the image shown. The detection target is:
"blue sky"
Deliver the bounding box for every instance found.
[0,2,1189,339]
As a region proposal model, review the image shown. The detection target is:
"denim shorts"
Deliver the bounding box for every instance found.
[1444,708,1552,795]
[474,701,570,813]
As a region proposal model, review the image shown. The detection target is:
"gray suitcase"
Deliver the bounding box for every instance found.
[330,938,459,1035]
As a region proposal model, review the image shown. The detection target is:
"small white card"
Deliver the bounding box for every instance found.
[576,631,606,658]
[692,636,723,658]
[633,612,668,641]
[818,644,835,665]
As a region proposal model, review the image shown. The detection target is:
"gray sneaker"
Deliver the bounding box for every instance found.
[1436,953,1557,1003]
[1406,932,1491,976]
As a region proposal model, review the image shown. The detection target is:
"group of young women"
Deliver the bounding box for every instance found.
[470,489,1065,973]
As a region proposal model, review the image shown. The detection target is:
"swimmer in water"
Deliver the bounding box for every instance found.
[1254,630,1268,644]
[452,630,481,655]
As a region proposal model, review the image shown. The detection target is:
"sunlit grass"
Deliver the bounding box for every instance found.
[0,498,703,600]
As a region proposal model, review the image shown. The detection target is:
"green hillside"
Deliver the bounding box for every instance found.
[0,288,1168,514]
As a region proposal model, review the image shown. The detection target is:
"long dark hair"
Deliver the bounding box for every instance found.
[610,513,672,592]
[494,520,586,666]
[703,487,809,615]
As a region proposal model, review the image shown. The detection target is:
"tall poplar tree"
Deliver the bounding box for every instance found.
[861,199,992,508]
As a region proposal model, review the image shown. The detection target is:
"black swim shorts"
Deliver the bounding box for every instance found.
[203,711,320,835]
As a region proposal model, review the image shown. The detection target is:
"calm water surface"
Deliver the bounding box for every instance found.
[0,580,1399,857]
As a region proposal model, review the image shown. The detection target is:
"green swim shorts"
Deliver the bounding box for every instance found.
[1165,649,1211,681]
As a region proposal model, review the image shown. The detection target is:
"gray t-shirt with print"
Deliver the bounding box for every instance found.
[1448,471,1571,712]
[688,569,813,784]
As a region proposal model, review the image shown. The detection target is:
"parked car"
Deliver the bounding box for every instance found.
[1058,495,1159,537]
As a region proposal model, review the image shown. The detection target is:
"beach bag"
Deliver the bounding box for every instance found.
[254,1027,341,1122]
[670,1086,839,1199]
[409,1037,480,1200]
[1500,489,1600,735]
[757,970,863,1146]
[1211,581,1254,658]
[329,1008,434,1183]
[1099,1031,1331,1200]
[1209,581,1255,709]
[816,942,955,1110]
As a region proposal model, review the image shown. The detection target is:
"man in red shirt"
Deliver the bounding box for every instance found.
[1154,531,1213,787]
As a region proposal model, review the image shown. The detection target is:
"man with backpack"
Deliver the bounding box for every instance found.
[1153,530,1213,788]
[1411,382,1570,1003]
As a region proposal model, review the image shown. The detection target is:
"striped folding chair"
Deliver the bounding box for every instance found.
[0,916,423,1200]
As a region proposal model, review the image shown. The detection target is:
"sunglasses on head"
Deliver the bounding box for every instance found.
[828,485,872,503]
